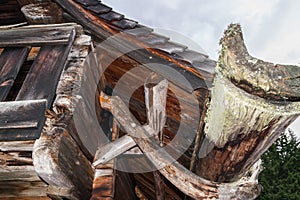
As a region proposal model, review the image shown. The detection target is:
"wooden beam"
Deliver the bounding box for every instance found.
[0,99,46,141]
[196,24,300,183]
[93,125,154,166]
[21,2,63,24]
[218,23,300,101]
[0,140,35,151]
[101,94,265,199]
[0,24,76,47]
[0,47,29,101]
[33,127,93,200]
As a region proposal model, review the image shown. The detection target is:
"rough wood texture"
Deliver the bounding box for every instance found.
[0,100,46,141]
[91,120,118,200]
[98,44,206,169]
[100,94,262,199]
[218,23,300,101]
[32,26,94,200]
[53,30,107,158]
[196,24,300,185]
[0,24,76,47]
[0,136,48,199]
[144,74,168,200]
[0,47,29,100]
[16,33,75,106]
[21,2,63,24]
[33,120,93,200]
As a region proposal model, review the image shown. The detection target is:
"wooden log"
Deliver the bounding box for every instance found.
[33,126,94,200]
[93,125,155,166]
[0,100,46,141]
[196,24,300,184]
[101,94,262,199]
[0,166,40,182]
[21,2,63,24]
[144,73,168,199]
[0,181,48,197]
[91,119,118,200]
[0,0,26,26]
[0,140,35,152]
[0,24,75,47]
[0,47,29,101]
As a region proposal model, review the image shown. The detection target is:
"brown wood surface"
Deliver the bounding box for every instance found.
[33,125,93,200]
[0,25,75,47]
[0,47,29,101]
[16,43,74,107]
[0,100,46,141]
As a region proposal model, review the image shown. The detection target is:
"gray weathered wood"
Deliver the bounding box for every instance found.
[0,181,48,197]
[33,126,93,200]
[0,140,35,151]
[144,73,168,200]
[101,94,264,199]
[196,24,300,184]
[93,125,154,166]
[144,73,168,146]
[0,24,76,47]
[218,23,300,101]
[0,166,40,182]
[21,2,63,24]
[0,47,29,101]
[0,99,47,141]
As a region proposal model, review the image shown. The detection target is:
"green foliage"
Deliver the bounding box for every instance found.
[258,129,300,200]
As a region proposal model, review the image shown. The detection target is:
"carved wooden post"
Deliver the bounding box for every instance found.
[196,23,300,188]
[144,73,168,200]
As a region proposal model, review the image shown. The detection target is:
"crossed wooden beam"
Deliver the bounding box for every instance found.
[93,73,260,199]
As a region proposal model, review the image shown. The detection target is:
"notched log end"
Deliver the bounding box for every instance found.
[204,73,300,148]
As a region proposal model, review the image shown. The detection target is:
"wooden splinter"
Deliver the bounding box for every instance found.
[93,74,168,168]
[144,73,168,200]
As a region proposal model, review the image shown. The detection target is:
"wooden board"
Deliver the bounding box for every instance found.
[16,44,74,107]
[0,47,29,101]
[0,100,46,141]
[0,25,75,47]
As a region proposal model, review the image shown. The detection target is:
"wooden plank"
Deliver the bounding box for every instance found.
[0,166,40,182]
[0,181,48,197]
[0,151,32,166]
[0,140,34,151]
[0,100,46,141]
[0,25,75,47]
[16,42,75,107]
[0,47,29,101]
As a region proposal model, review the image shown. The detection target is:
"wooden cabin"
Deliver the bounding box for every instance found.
[1,1,300,200]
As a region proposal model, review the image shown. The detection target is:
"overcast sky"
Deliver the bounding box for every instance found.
[105,0,300,137]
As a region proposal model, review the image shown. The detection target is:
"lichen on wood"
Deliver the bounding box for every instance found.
[218,23,300,101]
[199,23,300,185]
